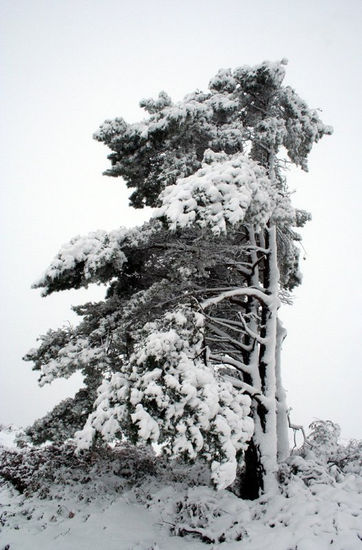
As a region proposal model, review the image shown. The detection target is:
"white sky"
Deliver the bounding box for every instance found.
[1,0,361,440]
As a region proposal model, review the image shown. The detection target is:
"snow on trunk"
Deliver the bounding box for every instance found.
[275,318,289,462]
[253,224,279,495]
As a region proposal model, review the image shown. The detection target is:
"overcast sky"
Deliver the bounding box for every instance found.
[1,0,361,441]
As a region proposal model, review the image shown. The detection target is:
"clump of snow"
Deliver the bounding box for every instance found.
[155,150,294,235]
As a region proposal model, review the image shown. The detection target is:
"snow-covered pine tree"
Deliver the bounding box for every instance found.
[24,60,332,497]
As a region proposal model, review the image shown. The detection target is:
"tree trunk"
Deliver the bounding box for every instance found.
[240,225,280,498]
[275,318,289,462]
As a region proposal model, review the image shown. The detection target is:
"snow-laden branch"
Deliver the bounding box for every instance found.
[201,287,274,309]
[206,314,246,336]
[236,312,267,344]
[223,374,259,396]
[222,374,273,408]
[205,320,254,353]
[33,222,160,296]
[208,353,253,375]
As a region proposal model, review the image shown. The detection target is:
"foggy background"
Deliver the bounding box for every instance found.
[1,0,361,440]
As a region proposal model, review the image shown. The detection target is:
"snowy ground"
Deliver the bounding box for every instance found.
[1,426,362,550]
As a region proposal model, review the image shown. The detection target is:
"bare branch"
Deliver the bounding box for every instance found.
[287,410,310,450]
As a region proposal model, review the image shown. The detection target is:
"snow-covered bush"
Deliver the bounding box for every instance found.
[170,486,249,543]
[0,440,159,501]
[1,422,362,548]
[302,420,341,462]
[296,420,361,474]
[279,420,362,489]
[340,439,362,475]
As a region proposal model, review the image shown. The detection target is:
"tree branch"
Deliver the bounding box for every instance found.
[209,352,254,374]
[201,287,273,309]
[237,312,268,344]
[222,374,271,406]
[287,411,310,450]
[206,320,254,352]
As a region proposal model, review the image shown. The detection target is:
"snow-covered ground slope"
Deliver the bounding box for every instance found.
[1,425,362,550]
